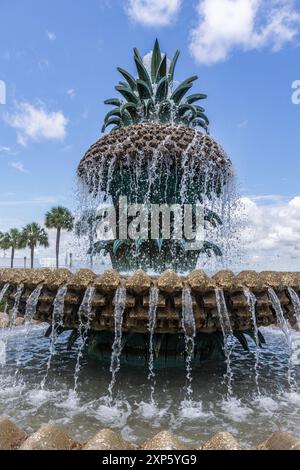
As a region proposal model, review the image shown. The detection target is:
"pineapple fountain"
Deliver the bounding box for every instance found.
[0,40,300,449]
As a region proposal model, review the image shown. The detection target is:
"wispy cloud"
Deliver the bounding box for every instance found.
[9,161,30,174]
[5,101,68,146]
[0,196,65,207]
[46,31,56,41]
[0,146,12,153]
[190,0,300,65]
[67,88,76,98]
[237,119,249,129]
[126,0,182,27]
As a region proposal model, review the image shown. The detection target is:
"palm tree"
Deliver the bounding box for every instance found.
[23,223,49,269]
[45,206,74,268]
[0,228,26,268]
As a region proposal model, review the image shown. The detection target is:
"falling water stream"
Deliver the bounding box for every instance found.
[244,288,261,395]
[148,288,159,404]
[41,287,68,390]
[13,285,43,384]
[73,287,96,393]
[24,285,43,325]
[215,287,234,398]
[0,284,9,302]
[287,288,300,328]
[268,288,296,391]
[10,284,24,327]
[181,288,196,404]
[108,287,127,405]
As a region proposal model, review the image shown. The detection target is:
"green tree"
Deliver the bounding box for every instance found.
[23,223,49,269]
[0,228,26,268]
[45,206,74,268]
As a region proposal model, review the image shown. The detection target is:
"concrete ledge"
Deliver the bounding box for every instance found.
[1,268,300,333]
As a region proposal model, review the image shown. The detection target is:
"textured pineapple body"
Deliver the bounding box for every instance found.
[79,123,231,177]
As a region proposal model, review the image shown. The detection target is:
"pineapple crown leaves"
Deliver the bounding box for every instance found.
[102,39,209,133]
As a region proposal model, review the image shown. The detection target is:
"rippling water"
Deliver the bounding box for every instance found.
[0,325,299,448]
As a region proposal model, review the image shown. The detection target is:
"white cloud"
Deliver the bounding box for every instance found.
[0,146,11,153]
[9,162,30,174]
[237,119,249,129]
[239,195,300,271]
[67,88,76,98]
[46,31,56,41]
[190,0,300,64]
[6,102,68,146]
[126,0,181,26]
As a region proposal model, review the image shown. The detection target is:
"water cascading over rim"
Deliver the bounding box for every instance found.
[76,39,234,273]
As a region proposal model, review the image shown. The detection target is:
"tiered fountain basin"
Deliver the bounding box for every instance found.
[1,268,300,333]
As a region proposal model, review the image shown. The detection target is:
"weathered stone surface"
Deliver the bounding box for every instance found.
[42,268,72,289]
[0,312,9,328]
[212,271,236,289]
[95,270,121,293]
[257,431,300,450]
[281,272,300,288]
[201,432,241,450]
[236,271,264,290]
[0,416,27,450]
[14,317,25,326]
[260,271,283,289]
[83,429,134,450]
[187,270,215,292]
[126,270,152,295]
[67,269,97,291]
[20,424,75,450]
[0,269,28,285]
[24,269,49,287]
[141,431,189,450]
[158,270,183,294]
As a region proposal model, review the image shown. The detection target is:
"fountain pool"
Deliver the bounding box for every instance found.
[0,323,299,448]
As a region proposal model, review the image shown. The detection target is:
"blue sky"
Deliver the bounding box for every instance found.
[1,0,300,269]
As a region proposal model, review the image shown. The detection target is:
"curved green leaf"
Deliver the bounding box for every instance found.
[202,241,222,257]
[178,104,197,118]
[155,77,169,103]
[179,75,199,87]
[102,116,121,132]
[104,98,122,107]
[104,108,121,124]
[155,54,167,83]
[194,105,206,114]
[169,50,180,83]
[158,100,172,122]
[134,55,153,91]
[204,209,223,227]
[121,102,139,121]
[151,39,162,82]
[171,84,193,104]
[191,118,208,130]
[196,111,210,125]
[136,79,152,100]
[145,99,155,119]
[115,85,139,104]
[117,67,137,91]
[186,93,207,104]
[121,109,133,126]
[113,239,125,255]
